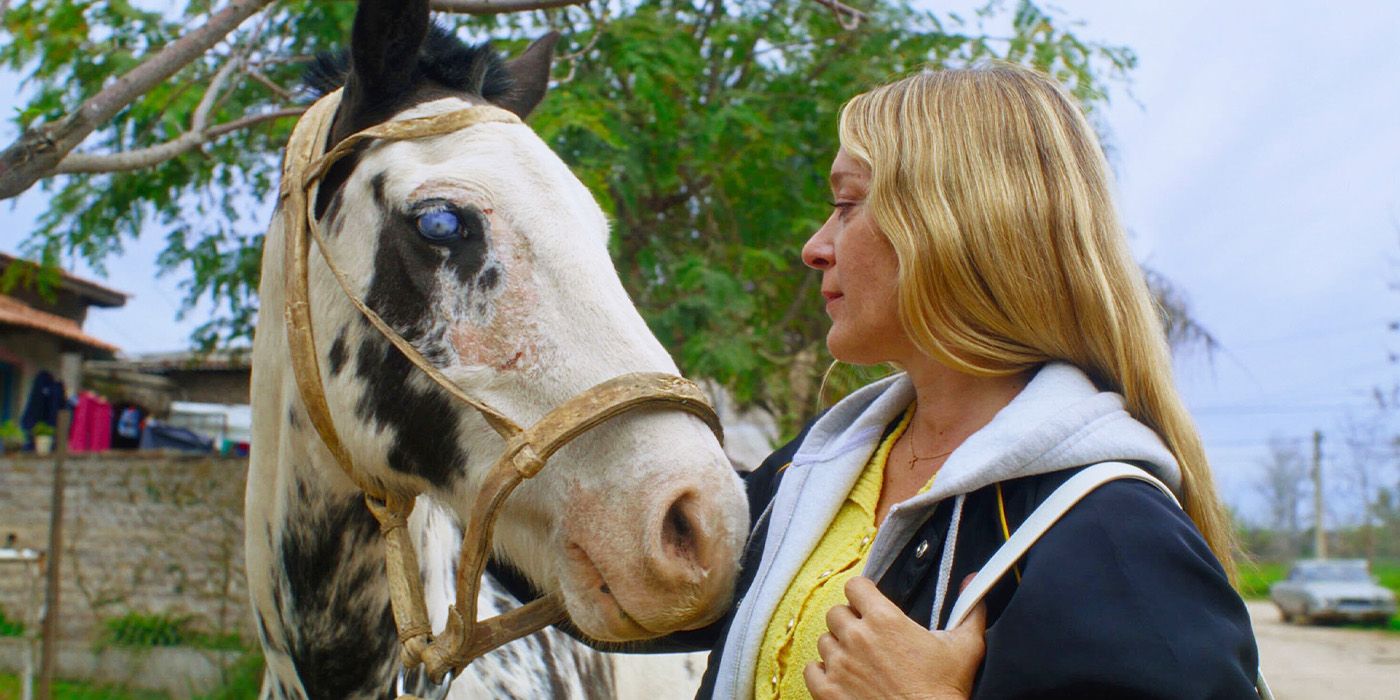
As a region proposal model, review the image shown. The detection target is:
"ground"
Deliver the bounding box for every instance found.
[1250,600,1400,699]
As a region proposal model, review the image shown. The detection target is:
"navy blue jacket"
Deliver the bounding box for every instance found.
[660,419,1260,699]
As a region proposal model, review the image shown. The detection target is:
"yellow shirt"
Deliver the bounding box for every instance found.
[753,408,925,699]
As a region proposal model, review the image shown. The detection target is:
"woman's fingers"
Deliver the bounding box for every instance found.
[825,601,858,640]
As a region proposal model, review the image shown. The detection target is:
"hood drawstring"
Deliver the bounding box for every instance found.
[929,493,966,631]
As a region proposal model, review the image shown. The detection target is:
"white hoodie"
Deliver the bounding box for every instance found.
[711,362,1184,698]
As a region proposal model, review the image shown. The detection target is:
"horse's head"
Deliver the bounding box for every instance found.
[300,0,747,641]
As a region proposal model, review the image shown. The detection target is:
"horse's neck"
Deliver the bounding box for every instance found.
[248,430,400,700]
[249,390,620,700]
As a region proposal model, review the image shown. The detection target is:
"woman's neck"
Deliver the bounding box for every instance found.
[874,357,1036,526]
[903,359,1034,452]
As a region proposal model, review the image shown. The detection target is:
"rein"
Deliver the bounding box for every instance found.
[278,90,723,685]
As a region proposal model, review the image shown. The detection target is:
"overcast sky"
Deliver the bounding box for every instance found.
[2,1,1397,521]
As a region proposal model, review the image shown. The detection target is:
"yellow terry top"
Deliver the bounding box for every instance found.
[754,408,930,699]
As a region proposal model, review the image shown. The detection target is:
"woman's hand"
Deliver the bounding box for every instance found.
[804,576,987,700]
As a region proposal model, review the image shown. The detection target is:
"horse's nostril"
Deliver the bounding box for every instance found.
[661,492,701,565]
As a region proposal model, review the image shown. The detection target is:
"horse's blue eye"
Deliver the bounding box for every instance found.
[416,210,462,242]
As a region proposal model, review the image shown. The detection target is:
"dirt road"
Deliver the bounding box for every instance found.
[1250,600,1400,699]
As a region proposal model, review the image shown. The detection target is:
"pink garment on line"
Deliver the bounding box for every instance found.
[68,392,113,453]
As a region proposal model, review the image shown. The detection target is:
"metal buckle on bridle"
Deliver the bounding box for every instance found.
[278,90,724,683]
[396,665,453,700]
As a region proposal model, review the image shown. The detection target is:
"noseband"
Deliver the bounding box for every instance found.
[278,90,723,685]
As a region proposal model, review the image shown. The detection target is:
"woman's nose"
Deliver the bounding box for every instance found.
[802,224,835,270]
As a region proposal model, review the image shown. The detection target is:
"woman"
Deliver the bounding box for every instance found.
[683,62,1260,698]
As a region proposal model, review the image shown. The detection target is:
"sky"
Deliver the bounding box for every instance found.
[1,0,1397,522]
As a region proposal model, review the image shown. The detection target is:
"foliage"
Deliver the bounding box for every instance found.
[3,0,1137,428]
[0,673,171,700]
[194,652,266,700]
[1236,559,1286,600]
[0,605,24,637]
[98,610,245,650]
[0,419,25,448]
[32,421,55,437]
[0,652,262,699]
[100,611,194,648]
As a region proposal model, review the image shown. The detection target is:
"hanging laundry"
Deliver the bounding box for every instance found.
[68,392,113,453]
[19,370,66,445]
[110,403,147,450]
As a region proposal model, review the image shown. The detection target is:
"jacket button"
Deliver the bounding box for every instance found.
[914,540,930,558]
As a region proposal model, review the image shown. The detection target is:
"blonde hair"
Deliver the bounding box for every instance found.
[838,64,1237,579]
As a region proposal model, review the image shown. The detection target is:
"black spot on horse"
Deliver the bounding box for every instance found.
[279,490,397,699]
[287,406,301,430]
[354,332,467,488]
[361,198,489,344]
[370,172,388,209]
[477,265,500,292]
[321,189,346,237]
[535,627,568,694]
[328,329,349,378]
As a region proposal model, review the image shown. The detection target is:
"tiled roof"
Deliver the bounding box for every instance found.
[0,294,120,353]
[0,253,128,308]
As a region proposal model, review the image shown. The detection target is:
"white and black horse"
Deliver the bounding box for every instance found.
[247,2,747,697]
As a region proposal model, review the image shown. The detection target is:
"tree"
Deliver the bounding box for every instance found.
[1,0,1138,427]
[1256,436,1308,559]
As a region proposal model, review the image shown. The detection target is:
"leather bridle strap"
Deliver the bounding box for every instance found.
[277,90,723,684]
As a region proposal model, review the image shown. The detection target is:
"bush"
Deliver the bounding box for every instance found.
[195,652,265,700]
[99,611,246,651]
[1236,560,1286,599]
[0,420,24,449]
[100,612,193,648]
[0,606,24,637]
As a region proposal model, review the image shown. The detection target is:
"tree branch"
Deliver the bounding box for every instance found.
[0,0,277,199]
[429,0,590,13]
[54,108,303,175]
[245,66,296,101]
[810,0,866,30]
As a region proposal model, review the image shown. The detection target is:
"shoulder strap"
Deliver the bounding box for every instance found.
[944,462,1173,629]
[941,462,1274,699]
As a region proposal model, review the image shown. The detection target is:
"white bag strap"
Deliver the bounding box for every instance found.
[942,462,1274,699]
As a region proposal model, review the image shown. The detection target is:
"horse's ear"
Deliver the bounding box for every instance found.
[343,0,430,124]
[497,32,560,119]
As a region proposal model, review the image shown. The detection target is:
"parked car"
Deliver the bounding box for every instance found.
[1270,559,1396,624]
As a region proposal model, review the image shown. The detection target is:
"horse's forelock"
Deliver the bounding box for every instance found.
[303,23,513,102]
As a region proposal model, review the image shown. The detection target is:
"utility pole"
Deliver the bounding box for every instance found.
[36,409,70,700]
[1312,429,1327,560]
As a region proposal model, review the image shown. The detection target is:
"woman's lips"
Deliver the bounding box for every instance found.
[823,291,843,312]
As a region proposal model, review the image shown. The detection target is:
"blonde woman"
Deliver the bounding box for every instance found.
[498,62,1260,697]
[676,63,1261,699]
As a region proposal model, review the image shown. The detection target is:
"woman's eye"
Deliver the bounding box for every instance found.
[415,210,462,242]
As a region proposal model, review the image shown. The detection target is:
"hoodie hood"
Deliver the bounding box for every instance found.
[838,362,1181,581]
[711,361,1182,698]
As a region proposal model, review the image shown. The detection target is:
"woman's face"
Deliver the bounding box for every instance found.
[802,148,916,365]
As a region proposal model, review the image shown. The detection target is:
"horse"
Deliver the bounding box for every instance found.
[246,2,748,697]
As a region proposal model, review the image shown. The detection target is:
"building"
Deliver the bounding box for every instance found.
[0,254,126,424]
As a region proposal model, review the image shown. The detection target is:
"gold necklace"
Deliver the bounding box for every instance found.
[905,418,956,470]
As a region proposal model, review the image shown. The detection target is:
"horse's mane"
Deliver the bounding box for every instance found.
[304,23,514,101]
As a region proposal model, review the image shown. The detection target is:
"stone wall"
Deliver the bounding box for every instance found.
[0,453,252,644]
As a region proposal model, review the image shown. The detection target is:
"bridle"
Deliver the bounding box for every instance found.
[277,90,723,686]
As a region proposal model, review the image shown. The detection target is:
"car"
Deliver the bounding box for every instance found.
[1270,558,1397,624]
